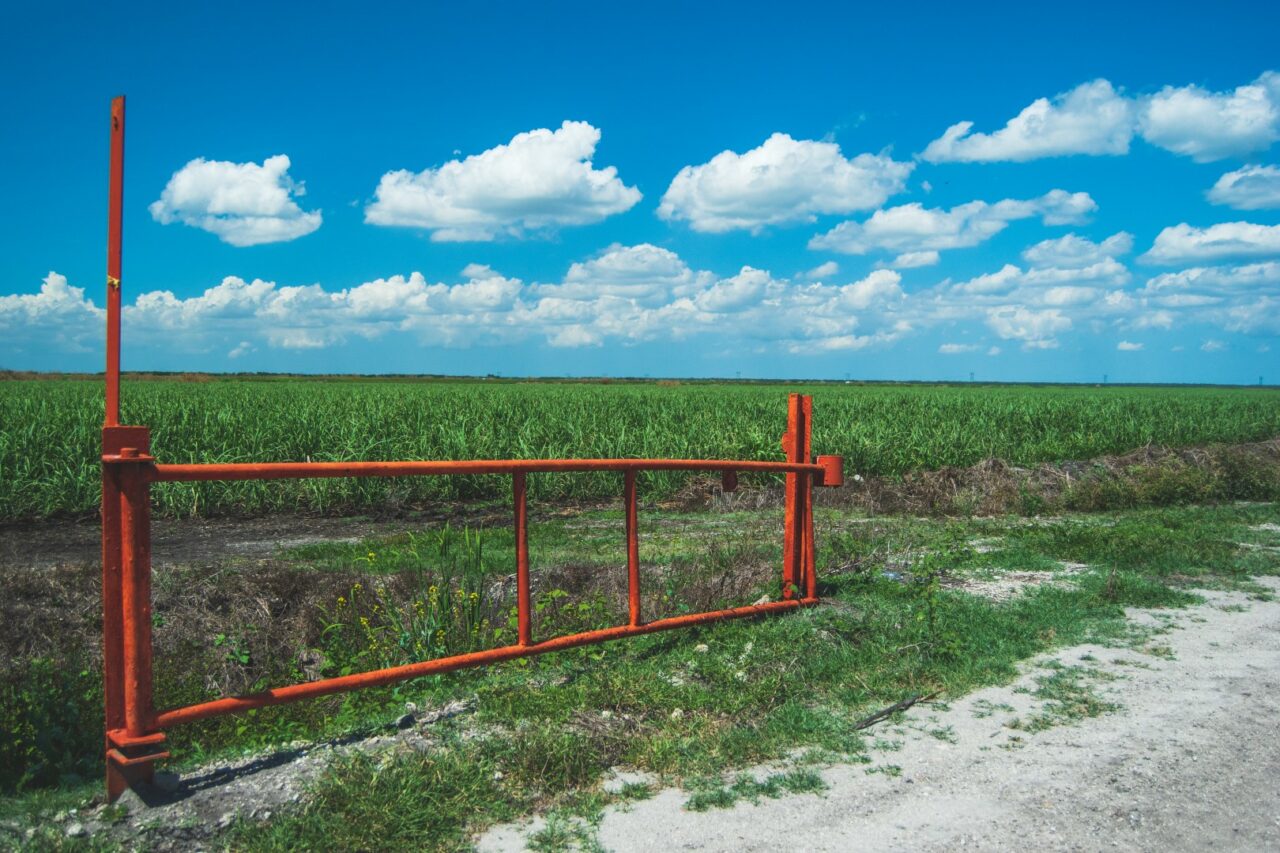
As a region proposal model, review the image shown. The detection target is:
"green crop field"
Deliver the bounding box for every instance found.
[2,377,1278,520]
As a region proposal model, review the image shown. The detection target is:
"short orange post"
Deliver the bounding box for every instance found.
[101,439,126,800]
[625,470,641,626]
[781,394,812,599]
[102,429,168,798]
[798,396,813,597]
[514,472,531,646]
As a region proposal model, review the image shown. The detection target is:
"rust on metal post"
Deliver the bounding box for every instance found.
[513,472,531,646]
[105,96,124,427]
[624,470,641,626]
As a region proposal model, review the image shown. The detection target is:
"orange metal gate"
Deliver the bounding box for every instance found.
[98,97,844,801]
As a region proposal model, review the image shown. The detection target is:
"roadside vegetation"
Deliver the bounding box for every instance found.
[2,498,1278,850]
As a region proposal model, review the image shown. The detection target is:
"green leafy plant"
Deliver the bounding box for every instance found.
[905,524,974,659]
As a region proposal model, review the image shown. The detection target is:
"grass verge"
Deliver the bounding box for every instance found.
[1,501,1277,850]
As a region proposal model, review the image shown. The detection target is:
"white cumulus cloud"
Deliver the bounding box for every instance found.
[921,80,1134,163]
[1117,341,1144,351]
[694,267,774,312]
[1142,261,1280,294]
[3,247,914,359]
[1140,222,1280,265]
[657,133,912,233]
[889,251,941,269]
[921,72,1280,165]
[951,258,1130,298]
[533,243,709,306]
[1139,72,1280,162]
[1022,232,1133,268]
[802,261,840,280]
[809,190,1096,257]
[149,155,322,246]
[0,272,103,351]
[986,306,1072,349]
[365,121,641,241]
[1207,164,1280,210]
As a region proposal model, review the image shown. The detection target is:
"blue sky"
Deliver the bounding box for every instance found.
[2,1,1278,383]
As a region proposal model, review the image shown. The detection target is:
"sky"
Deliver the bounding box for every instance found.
[2,1,1278,384]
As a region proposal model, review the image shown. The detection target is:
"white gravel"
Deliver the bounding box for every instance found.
[480,577,1280,852]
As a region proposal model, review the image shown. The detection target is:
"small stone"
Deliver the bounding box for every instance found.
[752,595,771,606]
[65,822,86,838]
[217,812,236,830]
[670,708,684,720]
[694,643,709,654]
[114,788,146,814]
[395,713,415,729]
[493,770,505,781]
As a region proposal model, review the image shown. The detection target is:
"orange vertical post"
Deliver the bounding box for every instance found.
[800,397,816,599]
[101,450,126,799]
[118,449,155,741]
[105,96,124,427]
[782,395,813,600]
[781,395,800,599]
[513,472,531,646]
[103,428,163,801]
[102,95,131,801]
[624,470,641,626]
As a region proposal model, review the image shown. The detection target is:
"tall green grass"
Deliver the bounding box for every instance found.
[2,378,1277,519]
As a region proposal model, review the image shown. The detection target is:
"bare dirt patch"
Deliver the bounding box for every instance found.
[944,560,1089,603]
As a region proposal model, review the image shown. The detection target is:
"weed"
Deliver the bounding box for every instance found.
[684,769,827,812]
[865,764,903,777]
[527,806,606,853]
[1006,666,1119,733]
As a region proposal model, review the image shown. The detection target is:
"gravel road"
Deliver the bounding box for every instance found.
[481,577,1280,852]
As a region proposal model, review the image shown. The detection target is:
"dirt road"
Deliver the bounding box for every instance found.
[482,578,1280,851]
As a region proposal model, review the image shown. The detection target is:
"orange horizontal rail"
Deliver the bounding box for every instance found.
[140,457,827,482]
[154,598,816,729]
